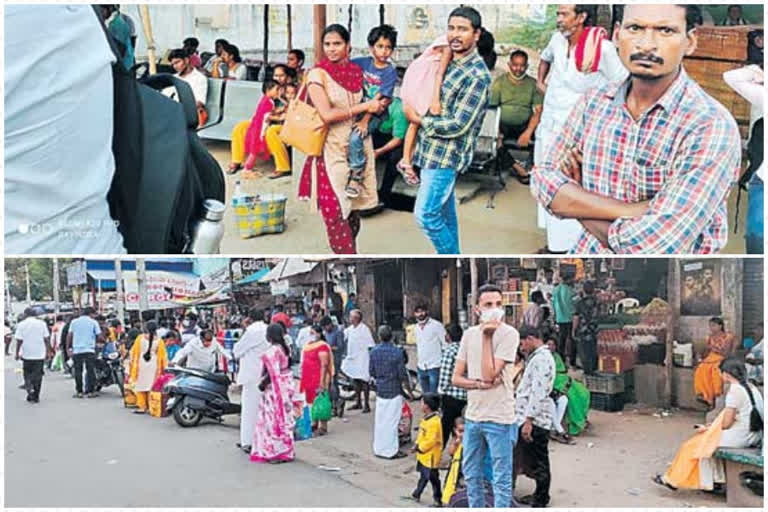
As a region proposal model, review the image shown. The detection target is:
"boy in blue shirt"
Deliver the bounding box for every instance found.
[346,25,399,198]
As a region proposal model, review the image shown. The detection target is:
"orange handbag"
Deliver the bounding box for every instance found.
[279,82,328,156]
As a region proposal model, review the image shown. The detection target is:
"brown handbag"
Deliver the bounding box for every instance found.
[279,81,328,157]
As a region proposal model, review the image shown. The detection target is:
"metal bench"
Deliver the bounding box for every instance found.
[198,80,263,142]
[458,107,505,208]
[197,78,226,131]
[713,447,763,507]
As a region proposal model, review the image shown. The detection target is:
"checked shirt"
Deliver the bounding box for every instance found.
[531,70,741,254]
[413,49,492,174]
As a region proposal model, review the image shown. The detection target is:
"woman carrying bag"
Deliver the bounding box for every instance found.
[282,24,385,254]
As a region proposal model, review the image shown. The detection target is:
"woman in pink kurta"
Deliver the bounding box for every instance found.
[251,325,300,464]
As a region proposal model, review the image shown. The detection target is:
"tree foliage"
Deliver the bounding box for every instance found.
[4,259,76,302]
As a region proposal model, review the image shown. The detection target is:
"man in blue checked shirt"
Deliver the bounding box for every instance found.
[404,6,492,255]
[369,325,412,460]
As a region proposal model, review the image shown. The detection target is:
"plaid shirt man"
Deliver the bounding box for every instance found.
[437,342,467,401]
[369,342,407,400]
[531,70,741,254]
[413,49,491,174]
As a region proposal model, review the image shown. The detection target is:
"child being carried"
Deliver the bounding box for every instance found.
[346,25,400,199]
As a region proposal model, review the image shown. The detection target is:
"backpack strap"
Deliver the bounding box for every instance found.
[143,74,200,130]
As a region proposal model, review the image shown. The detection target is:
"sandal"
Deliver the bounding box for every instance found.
[268,170,291,180]
[227,163,241,174]
[652,474,677,491]
[397,161,420,186]
[511,161,531,185]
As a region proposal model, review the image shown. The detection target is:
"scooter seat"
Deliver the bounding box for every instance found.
[170,367,230,386]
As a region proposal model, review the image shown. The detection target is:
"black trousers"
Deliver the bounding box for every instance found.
[73,352,96,394]
[414,461,442,502]
[440,394,467,446]
[500,122,535,167]
[580,336,598,375]
[557,323,575,365]
[372,132,416,212]
[519,425,551,506]
[23,359,45,401]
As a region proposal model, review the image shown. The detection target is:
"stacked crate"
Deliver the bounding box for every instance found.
[684,26,752,139]
[585,372,625,412]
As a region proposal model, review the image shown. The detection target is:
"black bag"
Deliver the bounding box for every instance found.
[94,8,224,253]
[742,382,764,433]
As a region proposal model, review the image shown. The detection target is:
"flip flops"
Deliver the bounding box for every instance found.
[397,161,421,186]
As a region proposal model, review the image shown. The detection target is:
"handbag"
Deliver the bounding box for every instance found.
[311,390,333,422]
[279,82,328,157]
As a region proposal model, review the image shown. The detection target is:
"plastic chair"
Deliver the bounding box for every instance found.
[615,298,640,313]
[197,80,264,141]
[197,78,226,131]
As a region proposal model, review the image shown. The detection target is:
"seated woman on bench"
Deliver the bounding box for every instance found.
[653,357,764,493]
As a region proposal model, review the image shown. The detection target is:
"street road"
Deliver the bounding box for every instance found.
[3,358,394,508]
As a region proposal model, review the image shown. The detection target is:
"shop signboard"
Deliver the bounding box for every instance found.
[123,271,200,310]
[66,261,87,286]
[230,258,267,282]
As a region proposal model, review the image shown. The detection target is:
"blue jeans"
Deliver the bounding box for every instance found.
[746,175,763,254]
[463,420,518,508]
[417,367,440,395]
[414,168,460,254]
[348,115,383,171]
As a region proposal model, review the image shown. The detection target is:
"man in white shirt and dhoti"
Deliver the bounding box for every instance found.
[233,308,269,453]
[341,310,375,413]
[533,4,628,252]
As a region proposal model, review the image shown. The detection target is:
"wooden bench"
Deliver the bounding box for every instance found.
[713,447,763,507]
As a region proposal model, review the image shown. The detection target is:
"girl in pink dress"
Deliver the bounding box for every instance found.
[398,36,452,185]
[242,80,282,178]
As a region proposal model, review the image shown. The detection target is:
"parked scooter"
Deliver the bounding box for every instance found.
[164,367,241,427]
[93,351,125,397]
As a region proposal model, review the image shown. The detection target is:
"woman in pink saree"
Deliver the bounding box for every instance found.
[251,324,301,464]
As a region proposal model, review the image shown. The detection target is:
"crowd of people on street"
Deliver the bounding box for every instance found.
[8,262,765,507]
[4,4,763,255]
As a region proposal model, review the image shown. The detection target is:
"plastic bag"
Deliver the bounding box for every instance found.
[399,400,413,445]
[311,391,332,422]
[51,352,63,372]
[294,405,312,441]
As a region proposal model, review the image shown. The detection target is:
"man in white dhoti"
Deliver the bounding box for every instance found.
[533,4,628,252]
[233,308,269,453]
[341,310,375,413]
[370,325,412,459]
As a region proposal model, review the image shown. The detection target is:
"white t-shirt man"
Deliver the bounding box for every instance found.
[533,30,628,251]
[341,323,375,381]
[178,68,208,106]
[15,317,50,360]
[414,317,446,371]
[295,325,314,351]
[5,4,126,254]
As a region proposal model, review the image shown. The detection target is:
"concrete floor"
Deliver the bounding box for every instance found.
[206,140,747,255]
[5,356,729,508]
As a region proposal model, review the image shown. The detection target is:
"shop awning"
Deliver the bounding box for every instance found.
[236,267,271,286]
[258,259,318,283]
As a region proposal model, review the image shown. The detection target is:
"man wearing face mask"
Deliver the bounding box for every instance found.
[532,4,741,254]
[180,313,202,347]
[413,304,446,395]
[452,284,520,508]
[489,49,543,183]
[171,328,231,373]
